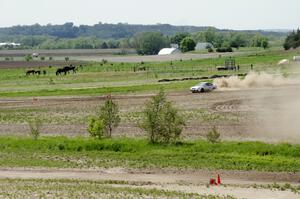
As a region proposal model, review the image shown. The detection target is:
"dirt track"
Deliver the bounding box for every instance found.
[1,85,300,142]
[0,168,298,199]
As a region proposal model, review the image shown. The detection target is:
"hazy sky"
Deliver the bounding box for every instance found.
[0,0,299,30]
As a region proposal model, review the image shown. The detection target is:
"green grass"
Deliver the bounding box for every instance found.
[0,49,298,97]
[0,136,299,172]
[0,80,200,97]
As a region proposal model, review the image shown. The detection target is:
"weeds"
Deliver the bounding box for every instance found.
[206,126,220,143]
[28,118,42,140]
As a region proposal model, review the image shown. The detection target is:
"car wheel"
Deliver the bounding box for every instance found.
[200,88,205,93]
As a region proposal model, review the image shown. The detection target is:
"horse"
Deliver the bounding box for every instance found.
[56,68,66,76]
[56,65,77,76]
[34,70,41,75]
[26,70,35,75]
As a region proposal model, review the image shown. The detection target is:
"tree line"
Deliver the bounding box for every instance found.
[0,22,285,51]
[284,29,300,50]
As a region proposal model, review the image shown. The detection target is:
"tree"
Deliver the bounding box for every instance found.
[170,32,190,47]
[88,96,120,138]
[99,96,120,137]
[101,42,108,49]
[25,54,33,62]
[140,89,185,143]
[283,29,300,50]
[180,37,196,52]
[261,38,269,49]
[133,32,169,55]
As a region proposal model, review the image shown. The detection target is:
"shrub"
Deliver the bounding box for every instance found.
[88,117,104,139]
[206,126,220,143]
[65,57,69,62]
[140,89,185,143]
[25,54,33,62]
[28,118,42,140]
[216,47,233,52]
[207,47,214,53]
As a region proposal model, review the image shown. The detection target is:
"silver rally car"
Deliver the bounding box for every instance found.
[190,82,217,93]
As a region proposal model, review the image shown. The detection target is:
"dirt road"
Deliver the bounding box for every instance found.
[1,85,300,142]
[0,168,298,199]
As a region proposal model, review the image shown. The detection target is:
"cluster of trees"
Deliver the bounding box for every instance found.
[0,22,284,52]
[170,33,196,52]
[132,32,169,55]
[192,28,269,51]
[88,90,185,144]
[283,29,300,50]
[0,36,125,49]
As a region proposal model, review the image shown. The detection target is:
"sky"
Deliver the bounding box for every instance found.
[0,0,299,30]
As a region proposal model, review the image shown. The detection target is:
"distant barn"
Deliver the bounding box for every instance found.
[158,48,181,55]
[195,42,213,50]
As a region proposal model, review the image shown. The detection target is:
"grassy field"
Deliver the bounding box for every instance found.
[0,49,298,97]
[0,136,299,172]
[0,178,233,199]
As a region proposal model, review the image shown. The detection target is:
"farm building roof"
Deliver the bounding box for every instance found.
[158,48,181,55]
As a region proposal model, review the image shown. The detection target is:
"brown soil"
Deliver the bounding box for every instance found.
[1,85,300,142]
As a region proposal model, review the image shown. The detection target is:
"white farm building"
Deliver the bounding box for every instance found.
[158,48,181,55]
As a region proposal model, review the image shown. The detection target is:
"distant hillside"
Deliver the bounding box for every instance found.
[0,23,212,40]
[0,23,288,41]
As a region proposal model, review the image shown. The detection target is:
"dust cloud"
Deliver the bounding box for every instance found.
[213,72,297,89]
[214,72,300,142]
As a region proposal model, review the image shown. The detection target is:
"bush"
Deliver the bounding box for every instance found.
[140,89,185,143]
[207,47,214,53]
[216,47,233,52]
[88,118,104,139]
[28,118,42,140]
[206,126,220,143]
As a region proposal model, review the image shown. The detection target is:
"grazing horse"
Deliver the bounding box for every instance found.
[34,70,41,75]
[26,70,41,76]
[56,65,77,76]
[26,70,35,75]
[56,68,66,76]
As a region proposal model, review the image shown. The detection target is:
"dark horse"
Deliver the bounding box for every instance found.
[56,65,77,76]
[26,70,41,75]
[26,70,35,75]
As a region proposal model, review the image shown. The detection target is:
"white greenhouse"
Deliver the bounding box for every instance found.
[158,48,181,55]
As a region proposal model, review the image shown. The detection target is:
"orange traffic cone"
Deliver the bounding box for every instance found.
[217,174,221,185]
